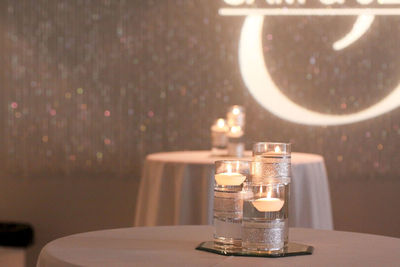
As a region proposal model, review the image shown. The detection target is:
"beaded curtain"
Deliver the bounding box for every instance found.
[1,0,399,181]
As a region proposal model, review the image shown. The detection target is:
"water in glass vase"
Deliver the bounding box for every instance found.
[213,187,245,248]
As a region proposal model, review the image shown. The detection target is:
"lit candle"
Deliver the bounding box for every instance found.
[215,164,246,186]
[227,125,243,138]
[211,118,228,132]
[266,145,283,156]
[251,187,284,212]
[215,172,246,186]
[227,105,245,127]
[253,142,290,160]
[261,145,285,158]
[232,106,240,115]
[211,119,229,156]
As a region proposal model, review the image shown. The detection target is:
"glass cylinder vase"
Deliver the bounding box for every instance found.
[226,105,245,128]
[227,126,244,157]
[213,160,250,248]
[242,181,290,252]
[210,118,228,156]
[242,142,291,253]
[252,142,291,179]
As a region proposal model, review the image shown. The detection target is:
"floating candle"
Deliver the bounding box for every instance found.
[227,105,245,127]
[211,118,228,132]
[251,186,284,212]
[232,106,240,115]
[215,172,246,186]
[227,125,243,138]
[264,145,283,156]
[252,197,284,212]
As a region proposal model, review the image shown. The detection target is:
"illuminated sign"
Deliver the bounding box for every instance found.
[220,0,400,126]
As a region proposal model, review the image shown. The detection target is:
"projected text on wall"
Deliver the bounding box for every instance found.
[220,0,400,126]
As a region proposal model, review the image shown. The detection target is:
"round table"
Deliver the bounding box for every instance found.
[37,226,400,267]
[135,151,333,229]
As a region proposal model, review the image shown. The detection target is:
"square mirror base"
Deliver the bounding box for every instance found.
[196,241,313,258]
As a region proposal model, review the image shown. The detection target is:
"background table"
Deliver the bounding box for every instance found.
[135,151,333,229]
[37,225,400,267]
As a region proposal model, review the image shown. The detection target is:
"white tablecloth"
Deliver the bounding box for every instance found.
[37,226,400,267]
[135,151,333,229]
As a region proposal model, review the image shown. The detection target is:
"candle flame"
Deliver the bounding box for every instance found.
[261,185,272,199]
[230,126,240,133]
[274,146,281,153]
[217,118,225,128]
[232,107,240,115]
[267,187,272,199]
[227,164,232,174]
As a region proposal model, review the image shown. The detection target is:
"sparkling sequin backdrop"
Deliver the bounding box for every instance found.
[1,1,399,180]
